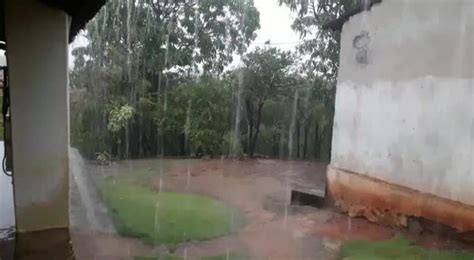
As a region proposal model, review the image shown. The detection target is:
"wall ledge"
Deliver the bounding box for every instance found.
[327,166,474,232]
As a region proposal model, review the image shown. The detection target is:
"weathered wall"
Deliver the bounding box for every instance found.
[331,0,474,206]
[5,0,70,232]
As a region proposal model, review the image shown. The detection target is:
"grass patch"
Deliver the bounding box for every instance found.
[341,236,473,260]
[100,180,244,246]
[134,257,183,260]
[201,252,249,260]
[134,253,248,260]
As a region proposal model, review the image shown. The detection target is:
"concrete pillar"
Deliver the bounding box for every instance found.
[4,0,70,233]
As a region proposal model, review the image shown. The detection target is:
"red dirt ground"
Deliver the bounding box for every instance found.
[71,158,474,259]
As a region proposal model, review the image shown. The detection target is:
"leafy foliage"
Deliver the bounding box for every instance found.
[238,47,294,157]
[158,78,231,156]
[278,0,363,81]
[107,104,134,133]
[276,0,355,159]
[71,0,260,159]
[341,236,473,260]
[71,0,338,161]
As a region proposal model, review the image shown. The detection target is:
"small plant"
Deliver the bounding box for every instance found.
[96,151,111,165]
[341,236,473,260]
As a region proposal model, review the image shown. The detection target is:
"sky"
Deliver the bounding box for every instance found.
[250,0,300,50]
[69,0,300,69]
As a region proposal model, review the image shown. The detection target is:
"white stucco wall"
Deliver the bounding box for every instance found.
[5,0,70,232]
[331,0,474,205]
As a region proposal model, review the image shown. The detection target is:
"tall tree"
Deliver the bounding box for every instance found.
[278,0,363,81]
[277,0,358,160]
[71,0,260,159]
[157,77,231,156]
[240,47,294,158]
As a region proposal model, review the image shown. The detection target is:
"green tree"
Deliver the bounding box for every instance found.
[278,0,363,81]
[71,0,260,158]
[239,47,294,158]
[158,77,231,156]
[277,0,357,160]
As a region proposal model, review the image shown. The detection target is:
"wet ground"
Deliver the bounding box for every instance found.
[70,158,337,259]
[70,157,392,259]
[71,157,474,259]
[3,154,473,259]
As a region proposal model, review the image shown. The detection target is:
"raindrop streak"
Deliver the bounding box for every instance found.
[185,100,192,156]
[282,182,291,228]
[102,5,107,32]
[231,3,248,157]
[226,248,230,260]
[126,0,132,80]
[229,211,235,232]
[114,0,121,40]
[347,217,352,239]
[362,0,370,10]
[159,175,163,193]
[288,88,299,160]
[360,0,371,30]
[192,0,200,74]
[232,68,244,157]
[185,167,191,191]
[154,202,160,237]
[183,247,188,260]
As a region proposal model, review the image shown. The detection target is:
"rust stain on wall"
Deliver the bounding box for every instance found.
[327,166,474,232]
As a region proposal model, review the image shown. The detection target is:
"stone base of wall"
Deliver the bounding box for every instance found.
[15,228,73,259]
[327,166,474,232]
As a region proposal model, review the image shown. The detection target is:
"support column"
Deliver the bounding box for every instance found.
[5,0,70,233]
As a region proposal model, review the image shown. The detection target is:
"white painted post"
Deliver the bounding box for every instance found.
[5,0,70,232]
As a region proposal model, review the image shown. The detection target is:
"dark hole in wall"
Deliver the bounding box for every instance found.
[291,190,326,208]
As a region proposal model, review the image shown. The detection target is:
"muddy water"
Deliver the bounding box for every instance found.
[0,141,15,259]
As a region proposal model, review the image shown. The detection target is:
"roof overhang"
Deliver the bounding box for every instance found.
[0,0,106,50]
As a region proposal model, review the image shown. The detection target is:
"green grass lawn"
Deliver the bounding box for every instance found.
[200,253,248,260]
[341,236,473,260]
[100,180,244,246]
[135,253,248,260]
[134,256,183,260]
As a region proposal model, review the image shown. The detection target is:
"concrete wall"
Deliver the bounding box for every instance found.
[331,0,474,205]
[5,0,70,232]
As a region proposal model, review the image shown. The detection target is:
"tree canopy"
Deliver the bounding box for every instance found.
[278,0,363,81]
[71,0,339,162]
[71,0,260,159]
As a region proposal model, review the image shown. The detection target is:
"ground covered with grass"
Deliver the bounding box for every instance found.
[341,236,473,260]
[100,180,244,246]
[134,252,248,260]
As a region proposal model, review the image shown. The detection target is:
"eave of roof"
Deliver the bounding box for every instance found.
[0,0,106,49]
[41,0,107,42]
[322,0,383,31]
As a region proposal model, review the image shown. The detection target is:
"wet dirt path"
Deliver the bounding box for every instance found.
[70,158,393,259]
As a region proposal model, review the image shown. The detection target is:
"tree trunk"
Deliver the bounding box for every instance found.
[250,102,264,158]
[245,99,254,157]
[272,133,279,157]
[303,122,309,159]
[125,124,130,159]
[314,121,320,160]
[138,116,144,157]
[296,119,300,159]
